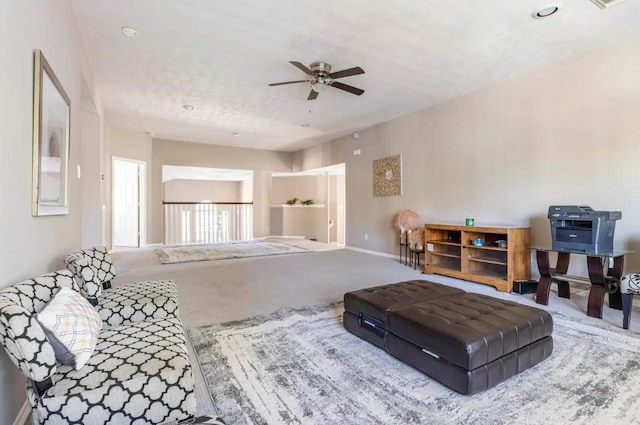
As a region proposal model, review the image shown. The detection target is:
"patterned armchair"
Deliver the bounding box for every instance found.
[621,273,640,329]
[0,270,196,424]
[64,246,179,327]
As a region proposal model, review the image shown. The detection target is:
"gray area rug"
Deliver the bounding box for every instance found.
[155,241,307,264]
[189,303,640,425]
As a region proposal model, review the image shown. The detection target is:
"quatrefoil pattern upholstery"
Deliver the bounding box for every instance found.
[65,246,179,328]
[26,316,196,424]
[64,246,116,300]
[0,270,76,382]
[0,270,196,424]
[98,280,179,327]
[621,273,640,329]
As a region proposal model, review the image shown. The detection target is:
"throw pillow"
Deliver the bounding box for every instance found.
[37,287,102,370]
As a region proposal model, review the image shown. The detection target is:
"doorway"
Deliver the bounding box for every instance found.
[112,157,146,247]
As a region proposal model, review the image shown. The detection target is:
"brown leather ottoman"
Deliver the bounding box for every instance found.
[385,293,553,394]
[343,280,465,348]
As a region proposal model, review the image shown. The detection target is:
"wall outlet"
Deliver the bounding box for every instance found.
[364,233,368,240]
[353,149,361,156]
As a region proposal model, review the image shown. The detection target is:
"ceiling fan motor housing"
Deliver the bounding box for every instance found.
[310,62,332,76]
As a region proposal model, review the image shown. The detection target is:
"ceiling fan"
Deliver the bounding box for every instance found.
[269,61,365,100]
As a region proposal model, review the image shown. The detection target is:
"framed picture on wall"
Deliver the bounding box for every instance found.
[373,154,402,196]
[32,49,71,216]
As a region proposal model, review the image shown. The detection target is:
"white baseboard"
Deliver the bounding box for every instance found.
[345,246,424,266]
[259,235,306,240]
[13,400,30,425]
[345,246,397,259]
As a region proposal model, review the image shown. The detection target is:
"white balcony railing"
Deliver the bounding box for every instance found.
[163,202,253,245]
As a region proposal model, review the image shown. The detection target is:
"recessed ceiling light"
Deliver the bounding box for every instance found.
[231,132,239,137]
[301,123,310,128]
[182,104,195,111]
[532,4,562,19]
[121,27,138,37]
[143,131,154,136]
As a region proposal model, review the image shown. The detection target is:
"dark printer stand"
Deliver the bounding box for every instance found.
[531,247,633,318]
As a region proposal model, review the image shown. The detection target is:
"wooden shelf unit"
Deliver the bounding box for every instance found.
[424,223,531,293]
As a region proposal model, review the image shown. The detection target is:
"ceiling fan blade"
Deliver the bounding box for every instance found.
[307,89,319,101]
[329,66,365,79]
[268,80,308,86]
[330,81,365,96]
[289,61,313,75]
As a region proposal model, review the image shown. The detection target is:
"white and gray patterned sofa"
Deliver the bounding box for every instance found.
[0,270,197,424]
[64,246,179,327]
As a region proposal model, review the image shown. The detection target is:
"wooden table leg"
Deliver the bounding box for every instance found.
[587,255,607,318]
[607,255,624,311]
[555,252,571,299]
[535,250,571,306]
[535,250,552,306]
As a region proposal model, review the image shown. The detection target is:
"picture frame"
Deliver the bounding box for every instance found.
[373,154,402,196]
[32,49,71,216]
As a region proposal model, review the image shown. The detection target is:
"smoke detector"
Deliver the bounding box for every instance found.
[589,0,627,8]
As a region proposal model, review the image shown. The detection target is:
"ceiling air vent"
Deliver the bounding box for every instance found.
[590,0,627,8]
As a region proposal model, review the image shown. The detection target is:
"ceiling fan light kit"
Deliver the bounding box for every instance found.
[311,82,327,93]
[269,60,365,100]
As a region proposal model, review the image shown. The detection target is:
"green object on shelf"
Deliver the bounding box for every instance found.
[465,218,475,226]
[286,197,300,205]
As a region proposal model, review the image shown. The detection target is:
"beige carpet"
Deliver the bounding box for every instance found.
[110,242,640,422]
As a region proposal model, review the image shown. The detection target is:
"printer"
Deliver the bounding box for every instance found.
[548,205,621,253]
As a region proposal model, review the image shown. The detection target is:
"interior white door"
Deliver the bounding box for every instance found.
[113,158,140,247]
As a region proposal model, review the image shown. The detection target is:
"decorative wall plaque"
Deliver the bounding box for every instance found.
[373,155,402,197]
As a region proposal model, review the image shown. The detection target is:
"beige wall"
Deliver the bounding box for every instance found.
[271,175,332,242]
[239,179,253,202]
[164,179,242,202]
[296,37,640,274]
[270,206,328,241]
[151,139,293,243]
[329,175,346,245]
[79,109,105,248]
[0,1,102,422]
[271,175,326,205]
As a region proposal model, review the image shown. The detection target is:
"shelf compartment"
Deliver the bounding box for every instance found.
[424,227,461,245]
[427,239,461,247]
[425,261,460,273]
[466,266,508,280]
[467,257,508,266]
[426,242,460,258]
[464,247,507,266]
[466,261,508,280]
[463,231,509,248]
[425,255,461,271]
[462,244,507,252]
[430,252,461,259]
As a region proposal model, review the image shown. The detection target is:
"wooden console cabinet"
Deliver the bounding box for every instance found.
[424,224,531,293]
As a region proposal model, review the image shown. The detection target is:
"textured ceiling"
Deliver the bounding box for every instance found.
[70,0,640,152]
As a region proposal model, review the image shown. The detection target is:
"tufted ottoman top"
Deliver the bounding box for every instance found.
[386,293,553,370]
[344,280,465,323]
